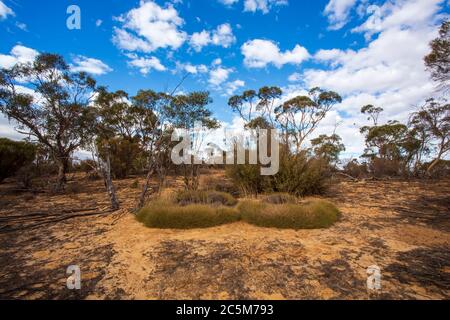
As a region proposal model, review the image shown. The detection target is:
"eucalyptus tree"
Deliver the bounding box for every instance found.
[0,53,97,191]
[275,87,342,152]
[425,20,449,92]
[410,98,450,174]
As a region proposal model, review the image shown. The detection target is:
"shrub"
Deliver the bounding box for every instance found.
[175,190,238,207]
[0,138,36,183]
[270,151,331,197]
[226,163,267,197]
[262,193,297,204]
[136,201,240,229]
[239,199,339,230]
[343,159,368,179]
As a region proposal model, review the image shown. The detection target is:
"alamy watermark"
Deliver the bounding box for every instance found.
[66,265,81,290]
[366,265,381,291]
[171,122,280,175]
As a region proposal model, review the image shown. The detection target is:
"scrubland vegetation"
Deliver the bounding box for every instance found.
[0,20,448,300]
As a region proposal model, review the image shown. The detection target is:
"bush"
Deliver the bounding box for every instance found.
[0,138,36,183]
[369,157,402,177]
[130,179,140,189]
[270,151,331,197]
[226,163,267,197]
[226,149,331,197]
[262,193,297,204]
[176,190,238,207]
[136,201,240,229]
[343,159,368,179]
[239,199,339,230]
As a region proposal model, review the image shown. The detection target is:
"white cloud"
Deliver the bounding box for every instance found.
[177,62,208,74]
[288,72,301,82]
[225,79,245,95]
[71,56,113,75]
[113,0,187,53]
[299,0,445,156]
[0,1,14,20]
[190,23,236,52]
[241,39,310,68]
[209,66,233,86]
[244,0,288,14]
[96,19,103,27]
[126,54,166,75]
[218,0,239,6]
[0,45,39,69]
[352,0,444,40]
[323,0,358,30]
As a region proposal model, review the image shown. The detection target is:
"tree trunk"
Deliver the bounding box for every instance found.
[54,157,69,192]
[427,140,445,175]
[101,154,120,211]
[136,165,155,213]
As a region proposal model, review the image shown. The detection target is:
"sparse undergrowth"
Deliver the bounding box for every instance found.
[137,197,339,230]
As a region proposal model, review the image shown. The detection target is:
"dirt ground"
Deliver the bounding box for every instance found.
[0,172,449,300]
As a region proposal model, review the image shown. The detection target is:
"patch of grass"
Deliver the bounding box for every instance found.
[175,190,238,207]
[137,201,240,229]
[239,199,339,230]
[137,197,340,230]
[262,193,298,205]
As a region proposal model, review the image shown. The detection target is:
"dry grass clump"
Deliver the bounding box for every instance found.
[136,201,240,229]
[262,193,298,204]
[238,199,339,230]
[175,190,238,207]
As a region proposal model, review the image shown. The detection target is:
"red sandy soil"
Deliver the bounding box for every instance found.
[0,172,449,300]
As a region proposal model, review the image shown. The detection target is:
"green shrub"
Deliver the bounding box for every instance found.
[130,179,140,189]
[262,192,297,204]
[136,201,240,229]
[175,190,238,207]
[0,138,36,183]
[226,149,331,197]
[239,199,339,230]
[270,150,330,197]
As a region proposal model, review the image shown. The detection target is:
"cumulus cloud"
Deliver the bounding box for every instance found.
[71,56,113,75]
[190,23,236,52]
[323,0,358,30]
[126,54,166,75]
[0,1,14,20]
[225,79,245,95]
[113,0,187,53]
[209,66,233,86]
[0,45,39,69]
[244,0,288,14]
[288,72,301,82]
[176,62,208,74]
[298,0,445,156]
[241,39,310,68]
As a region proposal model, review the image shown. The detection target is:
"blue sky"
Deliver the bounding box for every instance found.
[0,0,448,158]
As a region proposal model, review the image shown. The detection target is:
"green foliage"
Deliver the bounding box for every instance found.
[424,20,449,91]
[311,134,346,164]
[270,150,330,197]
[0,138,36,182]
[97,136,144,179]
[136,201,240,229]
[238,199,339,230]
[176,190,238,207]
[226,148,330,197]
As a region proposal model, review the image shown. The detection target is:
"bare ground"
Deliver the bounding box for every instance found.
[0,174,449,300]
